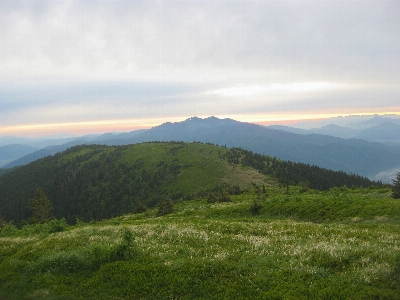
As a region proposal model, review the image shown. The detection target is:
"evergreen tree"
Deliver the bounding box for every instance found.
[31,188,54,223]
[392,173,400,199]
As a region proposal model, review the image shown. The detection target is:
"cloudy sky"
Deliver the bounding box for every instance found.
[1,0,399,136]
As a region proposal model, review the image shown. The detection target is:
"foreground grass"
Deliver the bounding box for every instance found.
[1,187,399,299]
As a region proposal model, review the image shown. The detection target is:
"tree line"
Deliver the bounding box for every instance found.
[224,147,382,190]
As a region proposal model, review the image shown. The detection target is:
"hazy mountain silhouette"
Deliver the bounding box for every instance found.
[3,116,400,181]
[0,144,37,167]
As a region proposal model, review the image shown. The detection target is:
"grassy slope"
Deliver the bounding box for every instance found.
[1,186,399,299]
[0,142,272,224]
[117,142,271,193]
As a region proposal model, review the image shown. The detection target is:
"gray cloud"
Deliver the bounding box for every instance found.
[0,0,399,133]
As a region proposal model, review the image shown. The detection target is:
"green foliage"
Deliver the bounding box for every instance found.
[24,227,136,277]
[112,227,135,260]
[0,142,382,226]
[0,143,257,224]
[391,173,400,199]
[0,217,6,230]
[0,218,67,237]
[30,187,54,224]
[256,187,400,223]
[238,148,380,190]
[218,191,232,202]
[0,222,18,236]
[133,202,149,214]
[157,198,175,216]
[207,191,232,203]
[250,198,263,215]
[0,187,400,299]
[207,192,218,203]
[28,251,89,275]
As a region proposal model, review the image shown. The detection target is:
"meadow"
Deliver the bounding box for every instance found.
[1,185,399,299]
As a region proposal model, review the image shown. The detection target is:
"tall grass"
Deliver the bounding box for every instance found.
[1,187,399,299]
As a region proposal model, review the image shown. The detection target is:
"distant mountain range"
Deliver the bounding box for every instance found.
[1,115,400,182]
[0,144,37,167]
[272,115,400,146]
[289,114,400,129]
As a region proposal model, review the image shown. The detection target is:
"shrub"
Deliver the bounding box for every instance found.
[91,227,136,268]
[207,191,232,203]
[218,191,232,202]
[29,251,89,275]
[111,227,136,260]
[250,199,263,215]
[0,222,18,236]
[28,228,137,274]
[207,193,218,203]
[134,202,149,214]
[18,218,68,236]
[157,199,175,216]
[0,217,6,230]
[46,218,68,233]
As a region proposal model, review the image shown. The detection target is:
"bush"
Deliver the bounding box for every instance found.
[250,199,263,215]
[91,227,136,268]
[207,191,232,203]
[111,227,135,260]
[0,217,6,230]
[134,202,149,214]
[207,193,218,203]
[219,191,232,202]
[29,228,137,274]
[157,199,175,216]
[29,251,89,274]
[46,218,68,233]
[0,222,18,236]
[17,218,68,236]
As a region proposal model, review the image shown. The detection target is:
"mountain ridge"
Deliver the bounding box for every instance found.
[2,116,400,181]
[0,142,378,225]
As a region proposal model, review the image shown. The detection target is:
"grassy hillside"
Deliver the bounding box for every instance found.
[0,142,271,224]
[0,142,378,225]
[1,185,399,299]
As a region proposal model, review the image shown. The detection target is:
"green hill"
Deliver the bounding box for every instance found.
[0,142,271,224]
[0,142,379,225]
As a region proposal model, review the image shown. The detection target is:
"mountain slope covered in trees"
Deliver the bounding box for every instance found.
[0,142,378,225]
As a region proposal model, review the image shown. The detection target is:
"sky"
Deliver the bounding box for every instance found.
[1,0,399,137]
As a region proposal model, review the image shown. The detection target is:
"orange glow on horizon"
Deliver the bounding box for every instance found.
[1,111,399,138]
[0,117,187,137]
